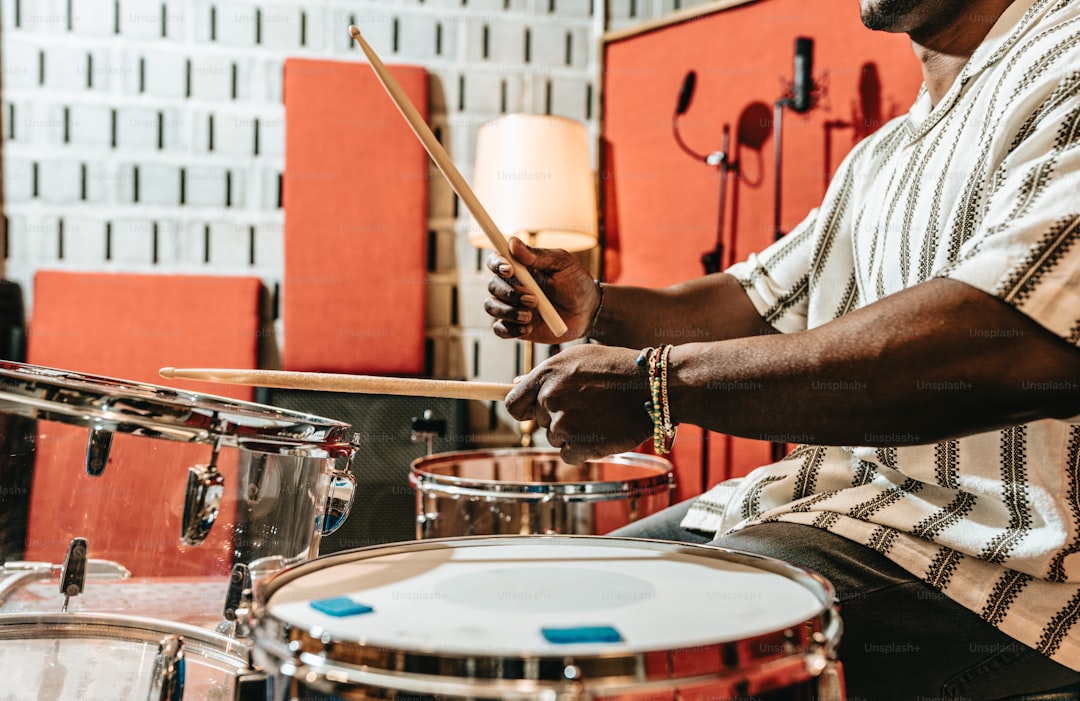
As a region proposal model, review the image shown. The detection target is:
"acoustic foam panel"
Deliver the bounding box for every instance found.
[282,59,429,375]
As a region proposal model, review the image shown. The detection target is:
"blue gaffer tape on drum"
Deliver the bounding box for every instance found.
[0,360,846,700]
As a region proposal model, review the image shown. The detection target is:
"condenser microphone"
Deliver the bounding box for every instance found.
[792,37,814,113]
[676,71,697,115]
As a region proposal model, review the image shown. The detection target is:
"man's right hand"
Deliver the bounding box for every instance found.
[484,237,600,344]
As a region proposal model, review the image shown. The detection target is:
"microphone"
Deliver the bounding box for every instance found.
[676,71,697,115]
[792,37,814,113]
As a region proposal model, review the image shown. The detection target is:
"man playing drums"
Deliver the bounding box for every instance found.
[484,0,1080,697]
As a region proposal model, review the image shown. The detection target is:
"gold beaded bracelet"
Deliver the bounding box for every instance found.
[642,344,676,454]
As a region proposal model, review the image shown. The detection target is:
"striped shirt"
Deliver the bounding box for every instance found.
[683,0,1080,669]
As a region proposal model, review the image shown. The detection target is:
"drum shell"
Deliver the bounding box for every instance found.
[410,449,674,538]
[0,361,357,619]
[248,536,846,701]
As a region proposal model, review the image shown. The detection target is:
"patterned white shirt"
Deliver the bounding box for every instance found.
[683,0,1080,670]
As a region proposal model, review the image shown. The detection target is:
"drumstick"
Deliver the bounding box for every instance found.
[159,368,513,402]
[347,24,569,339]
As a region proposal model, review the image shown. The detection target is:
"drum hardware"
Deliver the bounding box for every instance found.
[410,410,445,456]
[217,563,253,639]
[316,434,360,536]
[0,554,131,606]
[85,426,112,476]
[148,634,186,701]
[181,425,227,546]
[59,536,87,612]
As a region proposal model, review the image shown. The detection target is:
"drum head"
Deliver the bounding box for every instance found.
[253,536,840,697]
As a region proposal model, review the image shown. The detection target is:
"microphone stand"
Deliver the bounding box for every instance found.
[673,111,734,492]
[770,43,817,463]
[701,125,732,276]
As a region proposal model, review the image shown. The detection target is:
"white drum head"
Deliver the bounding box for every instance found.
[260,537,829,657]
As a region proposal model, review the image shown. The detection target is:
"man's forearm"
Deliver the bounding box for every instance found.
[666,278,1080,446]
[590,273,776,349]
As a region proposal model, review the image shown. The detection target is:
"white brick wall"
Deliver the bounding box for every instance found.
[2,0,617,447]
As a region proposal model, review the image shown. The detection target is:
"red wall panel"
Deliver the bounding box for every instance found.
[282,59,429,375]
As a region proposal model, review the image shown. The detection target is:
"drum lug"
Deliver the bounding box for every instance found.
[181,463,225,546]
[59,537,87,612]
[148,635,185,701]
[416,511,439,539]
[85,427,112,476]
[318,471,356,535]
[217,562,254,638]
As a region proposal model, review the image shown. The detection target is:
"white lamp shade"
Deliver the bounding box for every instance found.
[468,114,598,253]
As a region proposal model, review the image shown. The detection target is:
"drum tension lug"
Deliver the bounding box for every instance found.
[59,537,87,612]
[217,562,254,638]
[181,429,226,546]
[85,427,112,477]
[148,635,186,701]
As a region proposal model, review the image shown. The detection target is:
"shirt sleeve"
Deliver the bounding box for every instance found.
[937,64,1080,347]
[723,210,819,334]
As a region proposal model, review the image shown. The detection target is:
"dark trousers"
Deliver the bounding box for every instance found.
[610,501,1080,700]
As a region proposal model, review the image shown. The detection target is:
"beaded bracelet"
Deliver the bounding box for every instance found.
[586,280,605,341]
[638,345,676,454]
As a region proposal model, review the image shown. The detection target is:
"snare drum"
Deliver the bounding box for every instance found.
[250,536,845,700]
[0,613,252,700]
[0,361,357,616]
[410,449,674,538]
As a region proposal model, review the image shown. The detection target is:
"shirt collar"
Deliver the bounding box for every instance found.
[905,0,1051,137]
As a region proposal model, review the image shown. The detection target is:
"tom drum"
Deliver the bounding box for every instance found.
[0,361,358,619]
[410,449,674,538]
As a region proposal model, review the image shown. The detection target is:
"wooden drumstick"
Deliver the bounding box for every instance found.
[159,367,514,402]
[347,24,569,339]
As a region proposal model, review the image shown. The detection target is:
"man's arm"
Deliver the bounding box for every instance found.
[507,278,1080,463]
[486,238,778,347]
[589,274,777,348]
[672,278,1080,446]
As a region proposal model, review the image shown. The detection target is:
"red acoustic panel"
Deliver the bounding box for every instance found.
[602,0,924,489]
[28,271,263,399]
[282,58,429,375]
[23,271,264,575]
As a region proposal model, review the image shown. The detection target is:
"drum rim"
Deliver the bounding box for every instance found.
[250,535,841,686]
[0,361,354,451]
[409,449,675,498]
[0,611,251,669]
